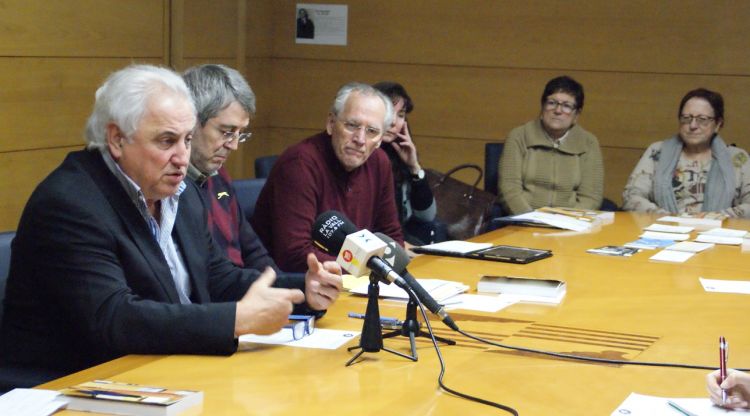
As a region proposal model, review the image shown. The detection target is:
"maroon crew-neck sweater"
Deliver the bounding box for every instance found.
[251,131,404,272]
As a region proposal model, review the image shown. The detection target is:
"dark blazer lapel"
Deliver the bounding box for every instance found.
[76,150,182,303]
[172,187,211,303]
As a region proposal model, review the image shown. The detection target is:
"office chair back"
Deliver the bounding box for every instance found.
[254,155,278,179]
[484,142,504,195]
[233,178,267,222]
[0,231,15,326]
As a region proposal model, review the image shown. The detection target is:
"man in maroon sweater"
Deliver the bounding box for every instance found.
[251,82,404,272]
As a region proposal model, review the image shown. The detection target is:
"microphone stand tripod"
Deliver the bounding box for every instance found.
[346,274,416,366]
[381,294,456,360]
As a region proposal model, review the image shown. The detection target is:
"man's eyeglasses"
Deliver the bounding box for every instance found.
[218,127,253,144]
[285,315,315,341]
[339,119,382,140]
[679,114,715,127]
[544,99,577,114]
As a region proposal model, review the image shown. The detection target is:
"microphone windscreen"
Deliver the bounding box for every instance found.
[374,232,410,274]
[311,210,358,255]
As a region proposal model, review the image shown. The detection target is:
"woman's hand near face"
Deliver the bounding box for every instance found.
[389,120,420,172]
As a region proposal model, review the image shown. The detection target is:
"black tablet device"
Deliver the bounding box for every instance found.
[412,244,552,264]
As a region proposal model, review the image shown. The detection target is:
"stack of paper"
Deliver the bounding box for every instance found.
[505,211,593,232]
[695,228,747,245]
[624,238,676,250]
[477,275,566,304]
[648,241,714,263]
[643,223,694,234]
[658,213,726,229]
[639,231,690,241]
[666,241,714,253]
[537,206,614,222]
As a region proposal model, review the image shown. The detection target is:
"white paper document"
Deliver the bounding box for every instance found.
[442,294,518,312]
[612,392,735,416]
[658,215,724,229]
[649,250,694,263]
[640,231,691,241]
[700,228,748,238]
[644,223,695,233]
[239,328,360,350]
[418,240,492,254]
[695,234,744,245]
[511,211,592,232]
[667,241,714,253]
[699,277,750,295]
[0,388,66,416]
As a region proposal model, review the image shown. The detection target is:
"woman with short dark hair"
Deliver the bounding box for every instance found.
[499,75,604,215]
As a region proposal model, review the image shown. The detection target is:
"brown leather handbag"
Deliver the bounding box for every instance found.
[426,164,496,240]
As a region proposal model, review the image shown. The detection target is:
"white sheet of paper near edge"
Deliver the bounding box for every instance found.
[700,277,750,295]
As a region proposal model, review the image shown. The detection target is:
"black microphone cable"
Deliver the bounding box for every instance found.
[403,286,520,415]
[454,328,749,372]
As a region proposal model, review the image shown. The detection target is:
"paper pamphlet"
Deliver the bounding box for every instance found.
[477,275,566,304]
[644,223,694,233]
[699,277,750,295]
[640,231,691,241]
[649,250,694,263]
[418,240,492,254]
[700,228,748,238]
[695,234,744,245]
[0,388,66,416]
[239,328,359,350]
[666,241,714,253]
[611,392,731,416]
[509,211,593,232]
[625,238,676,250]
[658,215,724,230]
[587,245,639,256]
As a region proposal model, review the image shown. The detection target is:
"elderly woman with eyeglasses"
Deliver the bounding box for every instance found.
[499,75,604,215]
[622,88,750,217]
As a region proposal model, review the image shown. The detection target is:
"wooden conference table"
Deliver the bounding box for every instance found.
[40,212,750,415]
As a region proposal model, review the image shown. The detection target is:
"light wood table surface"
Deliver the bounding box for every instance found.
[40,212,750,415]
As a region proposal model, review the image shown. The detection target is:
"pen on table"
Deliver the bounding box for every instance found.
[78,389,143,399]
[347,312,400,325]
[667,400,697,416]
[720,336,728,404]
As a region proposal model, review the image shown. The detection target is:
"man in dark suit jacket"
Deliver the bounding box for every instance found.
[0,64,342,386]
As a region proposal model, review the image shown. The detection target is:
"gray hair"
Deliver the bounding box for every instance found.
[330,82,393,132]
[85,64,195,151]
[182,64,256,126]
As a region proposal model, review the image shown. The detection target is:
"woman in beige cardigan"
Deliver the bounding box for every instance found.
[499,76,604,215]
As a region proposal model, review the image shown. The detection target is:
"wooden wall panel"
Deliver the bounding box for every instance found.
[0,58,163,153]
[0,146,79,231]
[270,1,750,75]
[0,0,171,230]
[0,0,164,57]
[247,0,273,58]
[182,0,239,58]
[263,59,750,150]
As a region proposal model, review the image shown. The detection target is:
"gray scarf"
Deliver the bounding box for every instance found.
[653,135,735,213]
